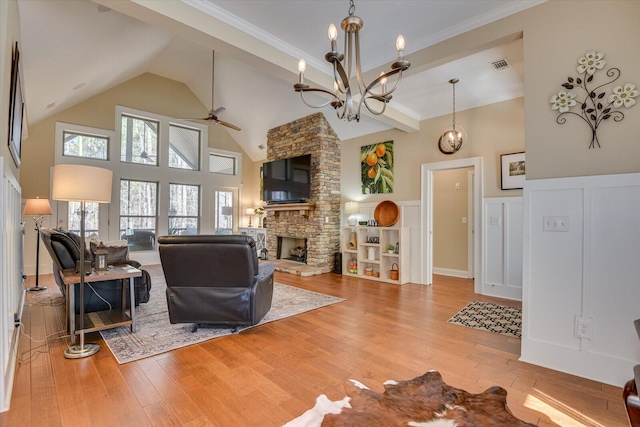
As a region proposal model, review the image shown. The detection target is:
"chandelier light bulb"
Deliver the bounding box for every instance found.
[298,58,306,73]
[396,34,405,52]
[379,72,388,86]
[328,24,338,41]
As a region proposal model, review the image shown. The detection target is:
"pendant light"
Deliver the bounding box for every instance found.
[438,79,467,155]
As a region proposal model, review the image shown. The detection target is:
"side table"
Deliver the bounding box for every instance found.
[63,265,142,345]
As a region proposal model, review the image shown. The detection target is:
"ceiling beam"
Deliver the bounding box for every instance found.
[92,0,420,133]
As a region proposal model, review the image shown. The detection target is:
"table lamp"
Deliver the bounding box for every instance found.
[23,197,52,292]
[245,208,254,227]
[345,201,360,226]
[52,164,112,359]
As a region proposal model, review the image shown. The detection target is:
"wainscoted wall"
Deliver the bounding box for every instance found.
[1,158,22,411]
[522,173,640,387]
[266,113,341,272]
[483,197,523,300]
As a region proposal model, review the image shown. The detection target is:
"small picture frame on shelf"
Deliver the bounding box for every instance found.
[500,152,525,190]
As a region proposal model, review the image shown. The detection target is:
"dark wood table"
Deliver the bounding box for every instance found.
[63,265,142,345]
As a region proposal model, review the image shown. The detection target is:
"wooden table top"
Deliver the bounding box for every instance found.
[62,264,142,284]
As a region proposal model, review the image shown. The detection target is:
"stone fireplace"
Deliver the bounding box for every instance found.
[265,113,340,273]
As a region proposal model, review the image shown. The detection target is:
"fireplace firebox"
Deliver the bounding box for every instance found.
[277,236,307,264]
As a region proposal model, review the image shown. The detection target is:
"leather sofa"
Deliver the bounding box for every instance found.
[39,227,151,314]
[157,234,275,330]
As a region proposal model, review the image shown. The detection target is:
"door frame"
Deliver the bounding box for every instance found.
[420,157,483,293]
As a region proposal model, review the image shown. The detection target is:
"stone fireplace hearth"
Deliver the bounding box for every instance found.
[265,113,340,274]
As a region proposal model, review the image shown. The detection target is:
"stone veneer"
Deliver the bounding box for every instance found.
[265,113,340,273]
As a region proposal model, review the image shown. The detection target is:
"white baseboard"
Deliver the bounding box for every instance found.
[433,267,469,278]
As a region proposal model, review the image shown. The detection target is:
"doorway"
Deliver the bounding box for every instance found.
[420,157,483,293]
[432,167,474,279]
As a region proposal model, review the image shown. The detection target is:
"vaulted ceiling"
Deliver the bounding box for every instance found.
[18,0,543,161]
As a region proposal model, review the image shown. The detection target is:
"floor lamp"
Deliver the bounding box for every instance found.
[52,164,113,359]
[23,197,52,292]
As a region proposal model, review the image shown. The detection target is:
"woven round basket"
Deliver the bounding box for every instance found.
[374,200,399,227]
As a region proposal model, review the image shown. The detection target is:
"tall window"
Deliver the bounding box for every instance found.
[68,201,99,235]
[121,115,158,165]
[168,184,200,235]
[214,190,234,234]
[63,131,109,160]
[209,153,236,175]
[120,179,158,251]
[169,124,200,170]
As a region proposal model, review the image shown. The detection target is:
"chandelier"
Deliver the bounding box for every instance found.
[293,0,410,122]
[437,78,467,155]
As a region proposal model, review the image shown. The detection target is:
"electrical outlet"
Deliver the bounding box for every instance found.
[543,216,569,232]
[576,316,592,340]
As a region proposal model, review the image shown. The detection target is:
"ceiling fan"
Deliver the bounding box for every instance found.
[182,51,241,131]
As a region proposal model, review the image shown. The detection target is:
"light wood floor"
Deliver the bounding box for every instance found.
[1,267,628,426]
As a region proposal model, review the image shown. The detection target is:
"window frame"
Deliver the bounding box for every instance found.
[168,182,200,235]
[119,178,159,251]
[120,113,160,166]
[62,130,109,161]
[169,123,201,171]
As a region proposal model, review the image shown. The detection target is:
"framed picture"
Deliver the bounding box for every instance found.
[500,152,525,190]
[361,141,393,194]
[8,42,24,167]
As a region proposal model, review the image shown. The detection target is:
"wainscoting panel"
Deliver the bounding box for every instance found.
[0,157,22,411]
[482,197,523,300]
[522,173,640,387]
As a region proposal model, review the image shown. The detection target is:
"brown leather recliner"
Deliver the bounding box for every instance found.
[157,234,275,330]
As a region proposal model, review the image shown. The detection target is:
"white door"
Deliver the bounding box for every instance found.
[211,187,238,235]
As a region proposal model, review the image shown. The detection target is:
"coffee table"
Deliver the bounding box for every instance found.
[63,265,142,345]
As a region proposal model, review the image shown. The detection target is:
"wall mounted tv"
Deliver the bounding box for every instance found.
[262,154,311,204]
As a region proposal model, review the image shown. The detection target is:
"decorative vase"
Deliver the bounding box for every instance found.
[368,247,376,260]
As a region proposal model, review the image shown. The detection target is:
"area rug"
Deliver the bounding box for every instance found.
[284,370,535,426]
[100,278,344,364]
[447,301,522,338]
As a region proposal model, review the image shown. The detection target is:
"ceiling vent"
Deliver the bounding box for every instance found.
[490,58,510,71]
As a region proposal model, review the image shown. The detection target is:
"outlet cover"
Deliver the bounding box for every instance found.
[575,316,593,340]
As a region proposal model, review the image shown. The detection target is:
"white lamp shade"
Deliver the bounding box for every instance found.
[23,198,52,216]
[345,201,359,214]
[245,208,255,215]
[52,164,113,203]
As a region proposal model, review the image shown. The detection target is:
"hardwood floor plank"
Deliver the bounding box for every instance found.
[5,269,629,426]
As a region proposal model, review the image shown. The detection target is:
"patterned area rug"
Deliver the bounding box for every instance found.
[100,278,344,364]
[447,301,522,338]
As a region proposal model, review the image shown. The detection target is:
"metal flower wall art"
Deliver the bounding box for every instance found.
[550,51,638,148]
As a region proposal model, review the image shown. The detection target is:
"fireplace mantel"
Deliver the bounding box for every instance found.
[264,202,315,216]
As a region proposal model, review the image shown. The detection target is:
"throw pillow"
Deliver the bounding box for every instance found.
[90,240,130,265]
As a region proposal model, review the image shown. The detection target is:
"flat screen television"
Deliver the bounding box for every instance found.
[262,154,311,204]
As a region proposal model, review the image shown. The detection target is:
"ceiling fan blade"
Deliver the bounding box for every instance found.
[212,106,225,117]
[180,116,212,122]
[217,120,241,131]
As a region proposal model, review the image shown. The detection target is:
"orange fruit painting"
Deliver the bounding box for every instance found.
[361,141,393,194]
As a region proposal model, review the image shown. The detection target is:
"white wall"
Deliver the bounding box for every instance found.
[522,173,640,386]
[483,197,523,300]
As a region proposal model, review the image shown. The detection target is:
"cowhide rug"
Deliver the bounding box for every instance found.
[284,370,535,427]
